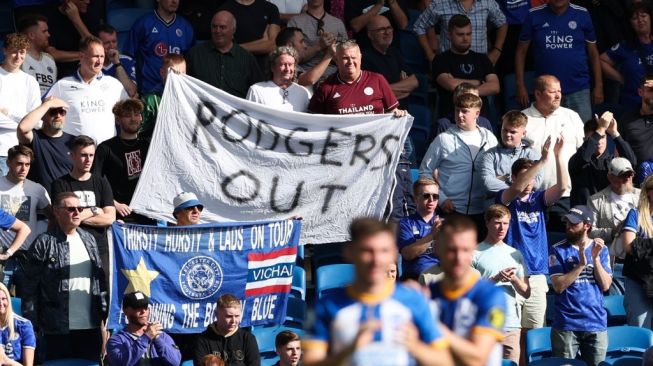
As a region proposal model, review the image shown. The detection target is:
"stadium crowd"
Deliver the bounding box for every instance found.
[1,0,653,365]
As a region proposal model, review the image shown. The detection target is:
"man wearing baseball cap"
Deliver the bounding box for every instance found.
[173,192,204,226]
[548,205,613,366]
[588,157,639,252]
[106,291,181,366]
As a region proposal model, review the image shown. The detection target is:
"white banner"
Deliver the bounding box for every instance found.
[131,73,413,244]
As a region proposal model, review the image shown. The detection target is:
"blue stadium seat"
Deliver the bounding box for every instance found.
[316,263,355,299]
[606,326,653,359]
[411,169,419,183]
[284,297,306,328]
[106,8,151,52]
[604,295,627,326]
[503,359,517,366]
[529,357,587,366]
[312,242,346,269]
[11,297,20,316]
[503,72,534,111]
[291,266,306,300]
[408,103,431,162]
[599,357,645,366]
[180,360,193,366]
[398,9,428,74]
[526,327,552,362]
[547,232,566,247]
[43,359,100,366]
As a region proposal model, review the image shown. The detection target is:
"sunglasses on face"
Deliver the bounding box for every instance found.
[59,206,83,213]
[184,205,203,212]
[47,107,67,116]
[422,193,439,200]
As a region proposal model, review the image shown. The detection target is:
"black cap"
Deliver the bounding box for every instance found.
[563,205,593,225]
[122,291,149,309]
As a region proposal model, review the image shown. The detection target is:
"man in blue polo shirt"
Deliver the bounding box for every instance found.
[549,205,612,366]
[397,178,441,280]
[515,0,603,123]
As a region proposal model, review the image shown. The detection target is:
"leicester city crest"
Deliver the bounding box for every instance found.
[179,256,223,299]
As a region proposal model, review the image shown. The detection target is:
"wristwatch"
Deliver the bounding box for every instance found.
[90,206,99,216]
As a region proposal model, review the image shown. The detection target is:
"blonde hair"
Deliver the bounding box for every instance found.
[638,175,653,237]
[0,283,16,341]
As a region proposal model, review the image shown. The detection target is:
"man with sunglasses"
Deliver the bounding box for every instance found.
[51,135,116,286]
[397,177,442,280]
[569,112,636,206]
[17,96,76,194]
[173,192,204,226]
[23,192,108,362]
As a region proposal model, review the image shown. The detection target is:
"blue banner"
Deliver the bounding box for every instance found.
[108,220,301,333]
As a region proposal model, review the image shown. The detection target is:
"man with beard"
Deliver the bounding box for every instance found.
[549,205,612,366]
[107,291,182,366]
[588,158,640,252]
[246,46,311,112]
[17,15,58,96]
[497,136,567,352]
[431,14,499,118]
[17,96,76,193]
[93,99,151,224]
[45,36,128,145]
[620,75,653,175]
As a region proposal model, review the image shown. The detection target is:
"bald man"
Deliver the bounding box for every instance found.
[186,10,263,98]
[522,74,584,231]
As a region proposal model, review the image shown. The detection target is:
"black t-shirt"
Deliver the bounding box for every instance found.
[193,326,260,366]
[50,174,114,249]
[219,0,281,44]
[620,109,653,168]
[361,45,411,108]
[344,0,408,49]
[41,3,102,78]
[179,0,227,41]
[25,130,75,194]
[431,50,495,117]
[93,136,150,205]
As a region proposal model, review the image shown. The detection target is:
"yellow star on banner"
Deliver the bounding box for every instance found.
[121,257,160,297]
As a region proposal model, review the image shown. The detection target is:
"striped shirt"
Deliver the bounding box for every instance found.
[412,0,506,54]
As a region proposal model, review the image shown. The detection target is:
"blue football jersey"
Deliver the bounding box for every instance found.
[430,274,507,366]
[0,315,36,363]
[124,11,195,94]
[305,282,447,366]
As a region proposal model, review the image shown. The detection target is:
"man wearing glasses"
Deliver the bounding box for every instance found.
[362,15,418,110]
[23,191,108,362]
[397,177,442,280]
[17,96,76,194]
[51,135,116,285]
[173,192,204,226]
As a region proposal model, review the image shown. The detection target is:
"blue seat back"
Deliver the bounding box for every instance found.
[604,295,626,326]
[291,266,306,300]
[607,326,653,357]
[11,297,21,316]
[529,357,587,366]
[316,263,355,299]
[526,327,552,362]
[284,297,306,328]
[599,356,646,366]
[106,8,151,52]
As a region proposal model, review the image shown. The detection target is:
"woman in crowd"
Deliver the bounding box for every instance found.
[600,2,653,111]
[0,283,35,366]
[622,175,653,328]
